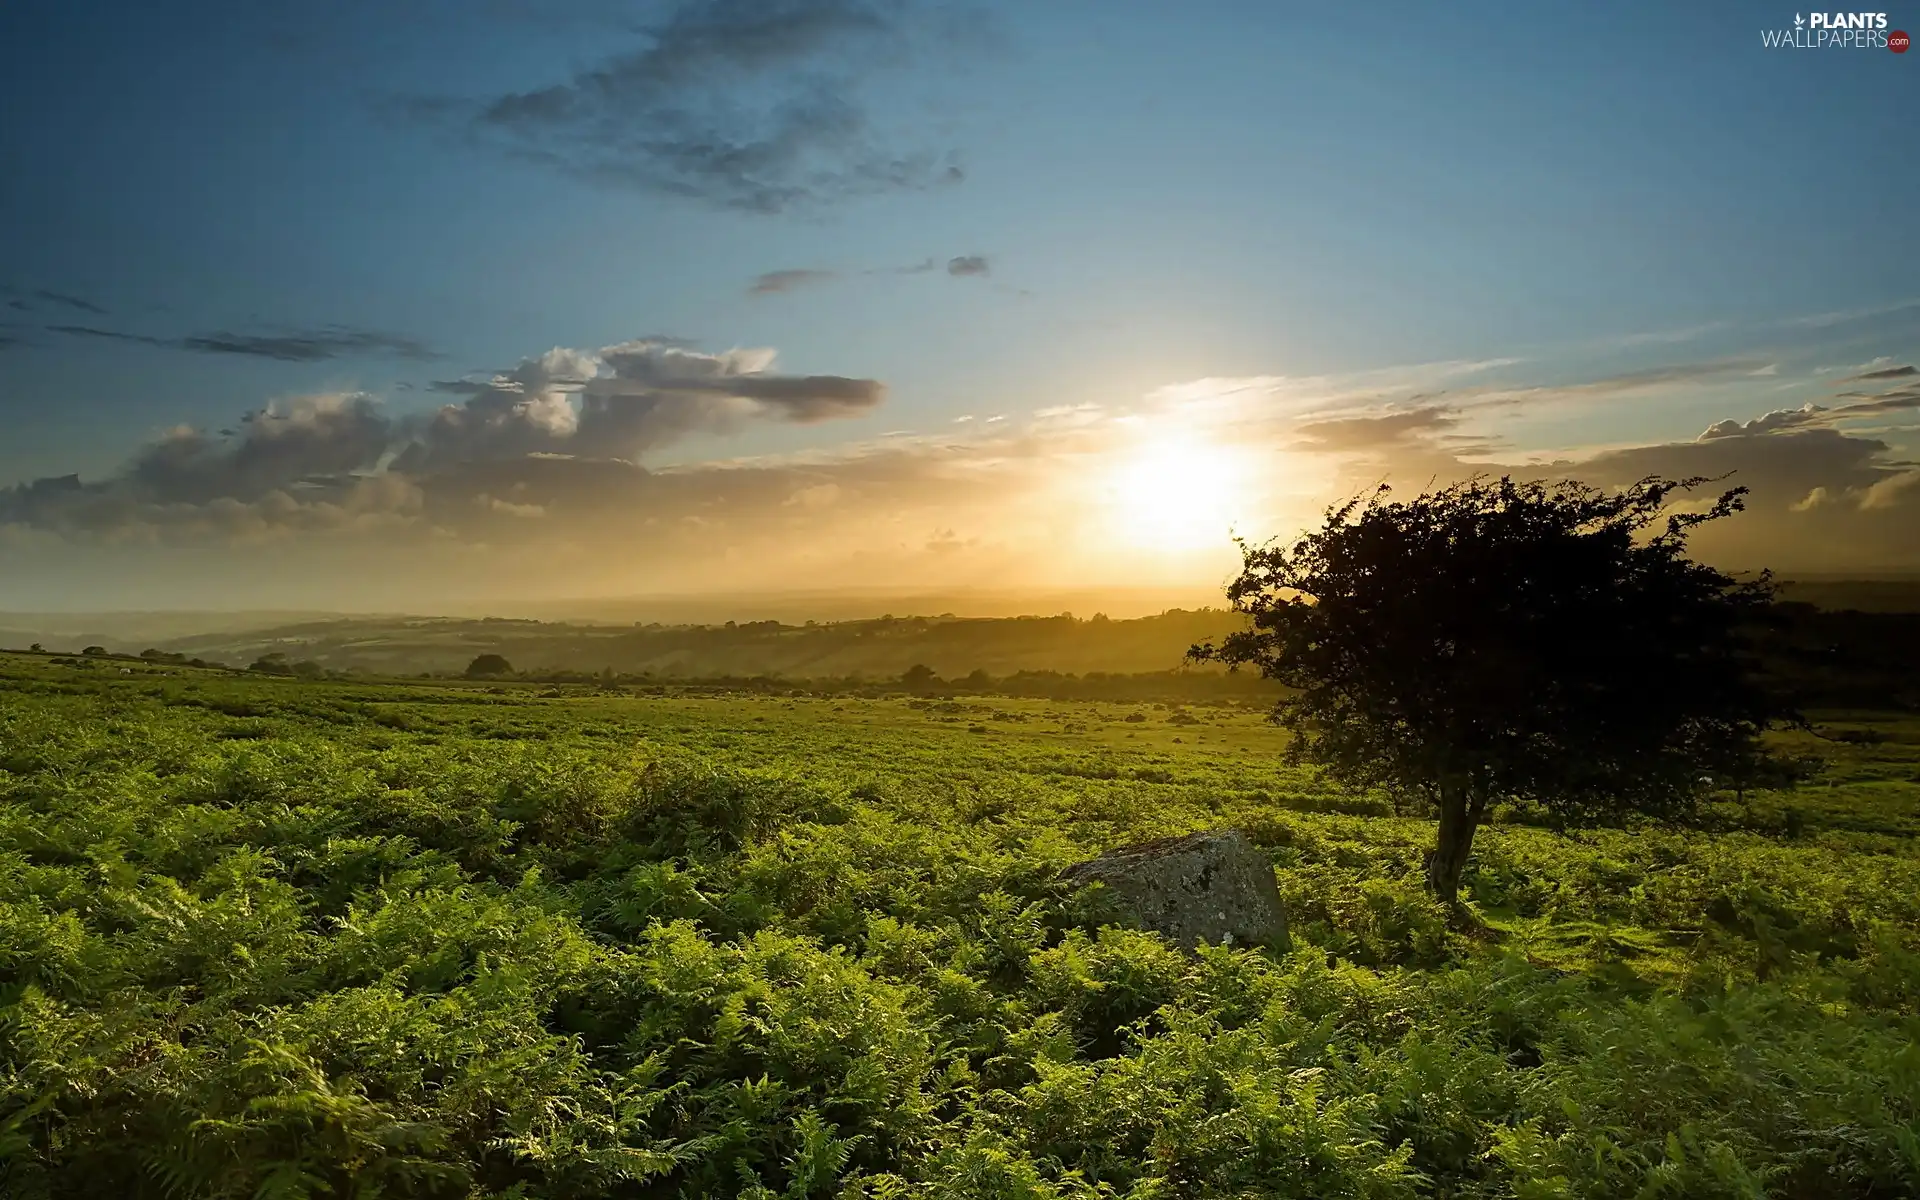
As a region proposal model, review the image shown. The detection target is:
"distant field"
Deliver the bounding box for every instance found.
[2,654,1917,1196]
[8,597,1920,718]
[1773,578,1920,613]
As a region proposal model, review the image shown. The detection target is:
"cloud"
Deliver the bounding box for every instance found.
[0,393,406,541]
[1698,404,1829,440]
[749,268,837,296]
[755,255,997,294]
[1595,322,1730,349]
[126,394,396,505]
[45,324,160,347]
[1280,388,1920,572]
[1293,406,1463,450]
[2,286,107,316]
[1689,388,1920,436]
[9,337,1920,607]
[179,329,436,362]
[3,328,884,548]
[48,323,436,362]
[1849,364,1917,381]
[1495,358,1776,405]
[400,339,883,469]
[1781,297,1920,329]
[1830,386,1920,419]
[449,0,975,212]
[34,289,107,315]
[1859,470,1920,511]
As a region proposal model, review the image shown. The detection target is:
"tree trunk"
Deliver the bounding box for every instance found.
[1427,791,1479,906]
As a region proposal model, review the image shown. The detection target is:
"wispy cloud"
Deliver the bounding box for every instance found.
[1592,321,1730,349]
[752,254,998,295]
[2,286,108,316]
[1780,297,1920,329]
[33,289,107,316]
[47,323,436,362]
[749,268,839,296]
[1849,363,1916,381]
[423,0,982,213]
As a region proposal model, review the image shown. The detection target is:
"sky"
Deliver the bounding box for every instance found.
[0,0,1915,612]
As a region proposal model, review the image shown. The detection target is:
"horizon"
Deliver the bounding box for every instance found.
[2,1,1915,610]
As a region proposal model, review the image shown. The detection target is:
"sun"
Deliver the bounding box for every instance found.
[1105,436,1249,552]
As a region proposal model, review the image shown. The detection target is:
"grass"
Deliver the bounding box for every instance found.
[2,652,1917,1197]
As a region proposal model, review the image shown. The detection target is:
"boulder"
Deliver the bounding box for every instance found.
[1059,829,1288,953]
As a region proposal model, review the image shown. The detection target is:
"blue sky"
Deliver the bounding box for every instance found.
[1,0,1915,609]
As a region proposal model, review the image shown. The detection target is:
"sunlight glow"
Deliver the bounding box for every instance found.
[1105,435,1251,553]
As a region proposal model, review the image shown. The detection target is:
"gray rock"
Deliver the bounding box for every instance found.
[1059,829,1288,953]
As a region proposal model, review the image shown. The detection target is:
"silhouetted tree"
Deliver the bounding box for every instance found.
[82,646,106,657]
[465,653,513,679]
[901,663,938,688]
[1192,476,1791,905]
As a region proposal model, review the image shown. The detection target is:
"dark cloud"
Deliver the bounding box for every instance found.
[1849,364,1917,381]
[749,268,837,296]
[47,323,436,362]
[1293,406,1462,450]
[1581,427,1891,496]
[587,338,884,423]
[2,329,885,546]
[1831,386,1920,419]
[401,340,883,469]
[454,0,974,212]
[693,371,884,419]
[125,394,395,505]
[1694,388,1920,436]
[399,347,602,468]
[1286,388,1920,572]
[0,393,402,541]
[426,378,499,395]
[35,289,107,316]
[46,323,163,347]
[755,256,996,294]
[179,329,436,362]
[1,287,107,315]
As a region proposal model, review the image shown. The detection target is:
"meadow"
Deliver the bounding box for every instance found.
[2,651,1917,1198]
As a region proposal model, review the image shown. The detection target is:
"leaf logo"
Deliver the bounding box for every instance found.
[1794,12,1805,25]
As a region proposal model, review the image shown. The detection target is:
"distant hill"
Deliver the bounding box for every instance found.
[5,578,1917,691]
[6,609,1250,681]
[1772,578,1920,613]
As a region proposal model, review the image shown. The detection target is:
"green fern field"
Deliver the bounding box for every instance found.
[2,652,1917,1198]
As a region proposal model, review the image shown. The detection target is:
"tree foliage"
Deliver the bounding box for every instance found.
[465,653,514,679]
[1193,475,1793,901]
